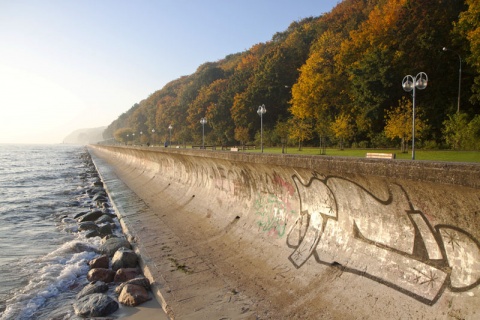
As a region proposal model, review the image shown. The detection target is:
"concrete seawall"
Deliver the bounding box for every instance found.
[89,145,480,319]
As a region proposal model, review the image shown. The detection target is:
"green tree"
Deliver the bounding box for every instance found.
[443,112,469,150]
[454,0,480,104]
[443,113,480,150]
[274,120,290,153]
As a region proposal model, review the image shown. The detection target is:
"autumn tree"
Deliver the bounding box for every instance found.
[288,118,313,151]
[114,128,134,144]
[230,44,268,132]
[331,113,354,150]
[205,80,234,146]
[234,126,250,148]
[337,0,408,137]
[103,0,477,149]
[289,3,367,146]
[384,97,428,152]
[290,29,347,126]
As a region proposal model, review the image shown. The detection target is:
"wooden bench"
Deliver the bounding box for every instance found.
[230,147,239,152]
[366,152,396,159]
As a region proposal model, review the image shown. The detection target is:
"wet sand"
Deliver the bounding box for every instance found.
[114,294,168,319]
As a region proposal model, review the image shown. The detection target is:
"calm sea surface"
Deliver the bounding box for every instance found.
[0,144,110,319]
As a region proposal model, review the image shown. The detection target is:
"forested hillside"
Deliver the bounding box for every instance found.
[103,0,480,151]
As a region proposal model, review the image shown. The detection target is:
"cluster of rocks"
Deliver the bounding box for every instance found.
[73,245,152,317]
[69,153,152,318]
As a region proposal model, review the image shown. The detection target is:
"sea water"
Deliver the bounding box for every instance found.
[0,144,113,319]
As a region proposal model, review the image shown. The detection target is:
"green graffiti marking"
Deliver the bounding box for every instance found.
[255,193,296,238]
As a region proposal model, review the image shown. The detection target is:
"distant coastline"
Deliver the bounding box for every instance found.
[63,126,106,145]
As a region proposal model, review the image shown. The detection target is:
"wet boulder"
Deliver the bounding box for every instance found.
[95,214,114,224]
[78,221,99,232]
[73,211,89,219]
[74,293,118,317]
[85,229,101,239]
[76,281,109,299]
[87,268,115,283]
[118,284,151,307]
[98,223,113,237]
[111,248,138,271]
[115,277,151,294]
[99,237,131,256]
[70,241,98,253]
[114,268,140,283]
[78,210,104,223]
[88,255,109,269]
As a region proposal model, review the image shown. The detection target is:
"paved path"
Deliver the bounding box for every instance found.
[91,151,256,319]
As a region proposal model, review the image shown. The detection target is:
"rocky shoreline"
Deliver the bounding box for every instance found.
[62,150,154,318]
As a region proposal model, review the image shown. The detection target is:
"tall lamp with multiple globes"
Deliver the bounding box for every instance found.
[257,104,266,153]
[402,72,428,160]
[200,117,207,149]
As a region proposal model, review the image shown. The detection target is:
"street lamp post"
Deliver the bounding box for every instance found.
[443,47,461,113]
[126,134,129,145]
[200,117,207,149]
[402,72,428,160]
[257,104,266,153]
[168,125,173,147]
[151,129,155,145]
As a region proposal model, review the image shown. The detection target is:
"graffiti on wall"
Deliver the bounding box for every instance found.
[286,172,480,305]
[254,173,296,238]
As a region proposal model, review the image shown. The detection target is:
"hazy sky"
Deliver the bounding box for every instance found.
[0,0,339,144]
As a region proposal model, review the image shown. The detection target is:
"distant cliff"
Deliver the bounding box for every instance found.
[63,127,106,145]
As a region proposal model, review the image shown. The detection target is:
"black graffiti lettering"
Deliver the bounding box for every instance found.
[288,173,480,305]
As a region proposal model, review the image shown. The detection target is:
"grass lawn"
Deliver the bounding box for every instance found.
[244,147,480,163]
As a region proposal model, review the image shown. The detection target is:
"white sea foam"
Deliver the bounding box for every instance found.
[0,145,109,320]
[1,238,100,320]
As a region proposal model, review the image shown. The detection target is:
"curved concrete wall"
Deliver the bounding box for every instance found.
[89,145,480,319]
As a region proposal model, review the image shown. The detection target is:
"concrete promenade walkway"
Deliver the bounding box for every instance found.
[90,151,256,319]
